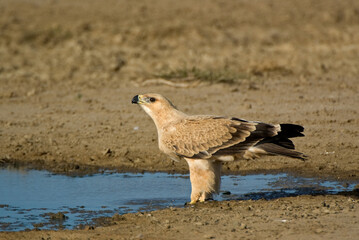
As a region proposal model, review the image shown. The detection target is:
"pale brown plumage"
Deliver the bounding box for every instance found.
[132,93,306,204]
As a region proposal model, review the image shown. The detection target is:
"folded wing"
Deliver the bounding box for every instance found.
[160,116,297,159]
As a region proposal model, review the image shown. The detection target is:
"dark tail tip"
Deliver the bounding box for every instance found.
[299,153,309,161]
[279,124,305,138]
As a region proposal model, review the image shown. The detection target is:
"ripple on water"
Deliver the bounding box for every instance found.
[0,168,356,231]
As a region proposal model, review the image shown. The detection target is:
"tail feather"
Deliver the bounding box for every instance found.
[277,124,304,138]
[216,121,307,160]
[253,143,307,160]
[253,123,307,160]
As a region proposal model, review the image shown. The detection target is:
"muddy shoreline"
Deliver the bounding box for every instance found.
[1,165,358,236]
[1,193,358,239]
[1,157,358,182]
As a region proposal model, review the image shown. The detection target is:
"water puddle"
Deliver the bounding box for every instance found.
[0,168,356,231]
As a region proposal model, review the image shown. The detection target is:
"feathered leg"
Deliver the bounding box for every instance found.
[185,158,222,204]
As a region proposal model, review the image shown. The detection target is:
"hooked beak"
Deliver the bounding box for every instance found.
[131,95,146,104]
[131,95,139,104]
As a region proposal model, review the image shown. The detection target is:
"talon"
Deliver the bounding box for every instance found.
[184,200,198,206]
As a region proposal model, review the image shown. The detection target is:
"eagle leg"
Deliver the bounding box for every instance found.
[185,158,222,204]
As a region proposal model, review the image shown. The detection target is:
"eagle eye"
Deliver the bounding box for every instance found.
[149,97,156,102]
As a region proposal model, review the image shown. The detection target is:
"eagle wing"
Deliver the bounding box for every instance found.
[160,116,278,159]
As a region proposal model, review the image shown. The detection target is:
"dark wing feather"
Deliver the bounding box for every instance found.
[161,117,278,159]
[214,118,278,156]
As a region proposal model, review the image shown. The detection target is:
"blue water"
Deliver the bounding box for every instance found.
[0,168,356,231]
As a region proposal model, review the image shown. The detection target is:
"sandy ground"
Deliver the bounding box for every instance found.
[1,0,359,239]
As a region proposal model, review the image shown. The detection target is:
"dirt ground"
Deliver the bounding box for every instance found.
[1,0,359,239]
